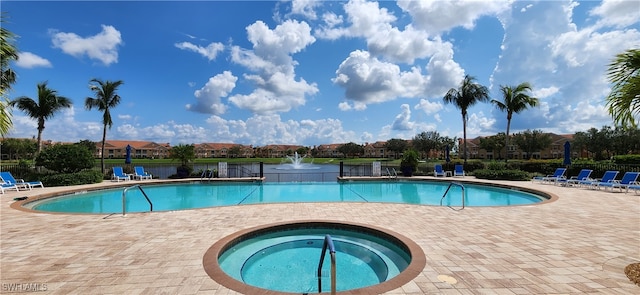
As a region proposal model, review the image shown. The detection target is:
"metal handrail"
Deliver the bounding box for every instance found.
[122,185,153,216]
[317,235,336,294]
[439,182,465,210]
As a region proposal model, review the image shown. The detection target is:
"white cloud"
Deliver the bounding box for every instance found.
[290,0,320,20]
[332,49,462,107]
[590,0,640,29]
[397,0,512,34]
[174,41,224,61]
[228,20,319,114]
[50,24,123,66]
[414,98,443,115]
[15,52,52,68]
[187,71,237,115]
[391,104,414,131]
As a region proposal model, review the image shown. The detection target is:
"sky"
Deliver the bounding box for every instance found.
[2,0,639,147]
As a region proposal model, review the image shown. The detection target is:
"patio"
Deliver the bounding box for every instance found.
[1,178,638,294]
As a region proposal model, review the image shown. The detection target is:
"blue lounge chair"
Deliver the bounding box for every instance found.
[596,172,640,192]
[454,165,465,177]
[112,167,130,182]
[434,164,446,177]
[578,170,618,189]
[532,168,566,184]
[133,166,152,180]
[1,181,20,194]
[557,169,593,187]
[0,171,43,190]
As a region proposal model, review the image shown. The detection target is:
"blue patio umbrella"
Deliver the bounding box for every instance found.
[563,141,571,166]
[445,145,451,163]
[125,144,132,164]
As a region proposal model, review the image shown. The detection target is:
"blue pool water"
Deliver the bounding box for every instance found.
[217,227,410,293]
[27,181,545,213]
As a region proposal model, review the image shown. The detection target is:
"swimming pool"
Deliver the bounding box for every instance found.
[24,180,548,214]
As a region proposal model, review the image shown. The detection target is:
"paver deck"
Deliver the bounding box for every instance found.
[1,177,639,294]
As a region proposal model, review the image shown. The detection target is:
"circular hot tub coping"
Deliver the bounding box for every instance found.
[202,220,426,295]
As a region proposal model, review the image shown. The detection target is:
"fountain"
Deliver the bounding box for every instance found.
[276,152,320,170]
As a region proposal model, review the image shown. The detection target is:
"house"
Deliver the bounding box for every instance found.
[96,140,171,159]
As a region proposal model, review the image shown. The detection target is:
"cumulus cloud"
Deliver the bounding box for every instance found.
[589,0,640,29]
[15,52,52,68]
[50,24,122,65]
[391,104,414,131]
[186,71,237,115]
[174,41,224,61]
[332,49,462,107]
[414,98,443,115]
[228,19,319,114]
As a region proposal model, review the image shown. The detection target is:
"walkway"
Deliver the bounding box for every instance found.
[1,178,638,294]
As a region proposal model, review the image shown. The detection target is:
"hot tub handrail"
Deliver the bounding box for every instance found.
[317,234,336,295]
[440,181,465,210]
[122,184,153,216]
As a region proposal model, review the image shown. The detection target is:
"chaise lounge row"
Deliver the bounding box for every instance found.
[111,166,153,182]
[0,171,44,194]
[532,167,640,194]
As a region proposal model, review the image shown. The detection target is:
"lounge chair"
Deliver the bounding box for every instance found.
[453,165,465,177]
[434,164,446,177]
[577,170,619,189]
[627,181,640,194]
[557,169,593,187]
[532,168,566,184]
[0,171,44,190]
[0,181,20,194]
[111,167,130,182]
[133,166,152,180]
[596,171,640,192]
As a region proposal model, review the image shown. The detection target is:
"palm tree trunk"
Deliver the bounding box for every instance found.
[505,119,511,163]
[100,123,107,174]
[462,113,468,165]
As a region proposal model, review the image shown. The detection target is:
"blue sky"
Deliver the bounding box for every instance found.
[3,0,639,147]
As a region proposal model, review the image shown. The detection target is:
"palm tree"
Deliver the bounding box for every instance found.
[491,82,538,162]
[85,79,124,173]
[605,48,640,128]
[9,82,72,153]
[1,13,19,136]
[443,75,490,165]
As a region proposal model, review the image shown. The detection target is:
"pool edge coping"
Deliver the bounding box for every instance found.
[202,220,427,295]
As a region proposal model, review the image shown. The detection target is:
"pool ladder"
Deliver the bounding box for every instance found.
[122,185,153,216]
[386,167,398,179]
[440,182,465,211]
[317,235,336,294]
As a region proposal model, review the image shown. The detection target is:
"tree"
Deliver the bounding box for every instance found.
[76,139,97,155]
[337,142,363,158]
[0,13,19,136]
[411,131,441,159]
[36,144,94,173]
[85,79,124,173]
[443,75,490,165]
[478,133,506,160]
[491,82,538,162]
[384,138,408,158]
[605,48,640,128]
[228,145,242,158]
[512,129,552,160]
[10,82,72,153]
[1,138,37,160]
[170,143,195,178]
[170,144,195,166]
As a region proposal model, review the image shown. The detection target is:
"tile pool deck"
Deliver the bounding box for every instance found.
[1,177,639,294]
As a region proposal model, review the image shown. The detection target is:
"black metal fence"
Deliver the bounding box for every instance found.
[1,161,638,182]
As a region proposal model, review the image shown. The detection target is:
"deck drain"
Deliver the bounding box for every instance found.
[437,274,458,284]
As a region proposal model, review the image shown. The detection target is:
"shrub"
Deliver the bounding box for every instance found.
[473,169,531,181]
[613,154,640,164]
[39,170,104,186]
[36,144,95,173]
